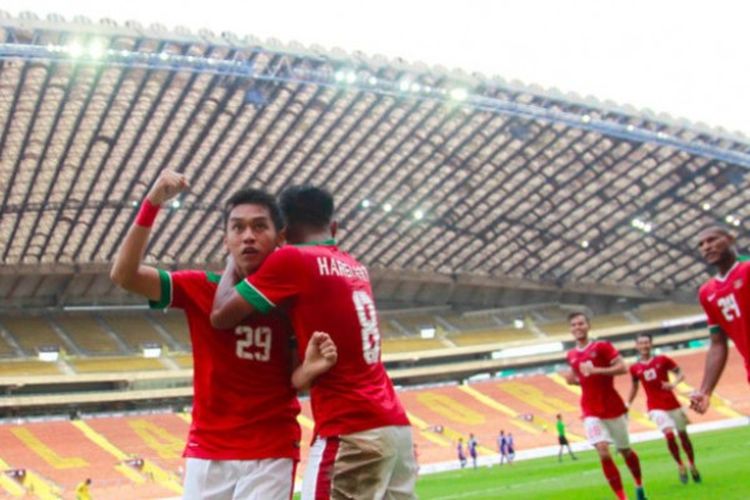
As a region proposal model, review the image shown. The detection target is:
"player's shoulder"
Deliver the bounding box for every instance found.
[170,269,219,286]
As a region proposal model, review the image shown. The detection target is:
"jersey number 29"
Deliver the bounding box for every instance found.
[718,293,741,322]
[353,290,381,364]
[234,326,272,362]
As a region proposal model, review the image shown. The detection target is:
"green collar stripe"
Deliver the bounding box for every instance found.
[148,269,172,310]
[236,280,274,314]
[294,238,336,247]
[206,271,221,284]
[708,325,723,335]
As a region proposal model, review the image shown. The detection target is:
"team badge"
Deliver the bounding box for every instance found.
[735,279,744,289]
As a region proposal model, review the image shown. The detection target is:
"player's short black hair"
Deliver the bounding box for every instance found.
[223,188,284,231]
[636,332,653,342]
[567,311,590,324]
[279,185,334,229]
[698,224,734,238]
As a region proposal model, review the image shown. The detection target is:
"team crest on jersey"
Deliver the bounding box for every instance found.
[735,279,744,289]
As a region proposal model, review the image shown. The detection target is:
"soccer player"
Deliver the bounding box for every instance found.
[691,226,750,414]
[75,478,92,500]
[211,185,417,499]
[507,433,516,464]
[556,414,577,462]
[627,333,700,484]
[497,430,508,466]
[467,433,478,468]
[457,438,467,468]
[564,312,646,500]
[111,171,331,499]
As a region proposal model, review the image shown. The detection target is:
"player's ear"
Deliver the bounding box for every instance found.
[277,226,287,247]
[330,220,338,238]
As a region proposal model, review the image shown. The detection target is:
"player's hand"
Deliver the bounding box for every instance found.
[303,331,338,376]
[561,370,579,385]
[146,170,189,206]
[689,390,710,414]
[579,361,594,377]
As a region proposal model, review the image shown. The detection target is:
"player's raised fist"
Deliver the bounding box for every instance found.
[304,331,338,374]
[146,170,189,206]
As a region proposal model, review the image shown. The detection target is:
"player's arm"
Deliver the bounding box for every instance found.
[664,366,685,390]
[691,329,728,414]
[210,256,257,329]
[110,170,189,300]
[586,356,627,376]
[291,331,338,391]
[626,373,640,407]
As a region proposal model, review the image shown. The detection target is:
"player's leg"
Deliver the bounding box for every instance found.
[607,416,646,500]
[649,410,686,483]
[301,435,339,500]
[307,426,404,500]
[567,443,578,460]
[671,409,700,482]
[183,458,237,500]
[384,426,418,500]
[233,458,296,500]
[584,417,626,500]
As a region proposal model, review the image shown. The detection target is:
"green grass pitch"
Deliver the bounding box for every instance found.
[416,425,750,499]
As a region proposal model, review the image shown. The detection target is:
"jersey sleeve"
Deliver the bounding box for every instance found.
[149,269,207,310]
[236,246,306,314]
[662,356,677,371]
[599,341,620,364]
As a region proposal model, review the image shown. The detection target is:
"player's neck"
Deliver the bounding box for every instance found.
[575,338,591,349]
[716,252,737,277]
[639,353,652,362]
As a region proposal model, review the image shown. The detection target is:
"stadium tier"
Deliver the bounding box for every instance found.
[0,349,746,498]
[52,313,124,355]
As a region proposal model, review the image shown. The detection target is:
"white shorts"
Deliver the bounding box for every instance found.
[583,415,630,450]
[649,408,688,432]
[302,425,417,500]
[183,457,295,500]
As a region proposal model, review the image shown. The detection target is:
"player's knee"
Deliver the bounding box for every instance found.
[594,443,610,458]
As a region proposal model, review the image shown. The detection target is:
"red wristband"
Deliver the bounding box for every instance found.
[135,199,161,227]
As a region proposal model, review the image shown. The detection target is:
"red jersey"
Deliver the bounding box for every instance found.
[150,269,300,460]
[236,240,410,438]
[567,340,627,419]
[699,259,750,381]
[629,355,681,411]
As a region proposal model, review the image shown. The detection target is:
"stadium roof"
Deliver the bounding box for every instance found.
[1,13,749,309]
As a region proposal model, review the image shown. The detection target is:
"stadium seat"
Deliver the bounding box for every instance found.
[1,316,64,354]
[52,313,123,355]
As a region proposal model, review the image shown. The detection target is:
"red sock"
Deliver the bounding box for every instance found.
[664,431,683,465]
[601,456,626,499]
[678,431,695,466]
[624,450,643,487]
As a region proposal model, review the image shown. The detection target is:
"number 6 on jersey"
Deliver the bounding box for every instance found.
[353,290,381,364]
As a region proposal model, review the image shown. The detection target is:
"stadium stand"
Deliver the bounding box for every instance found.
[448,326,537,346]
[101,315,170,352]
[0,316,64,354]
[635,301,704,322]
[382,337,447,353]
[0,359,63,377]
[148,312,191,351]
[53,313,125,355]
[69,356,169,374]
